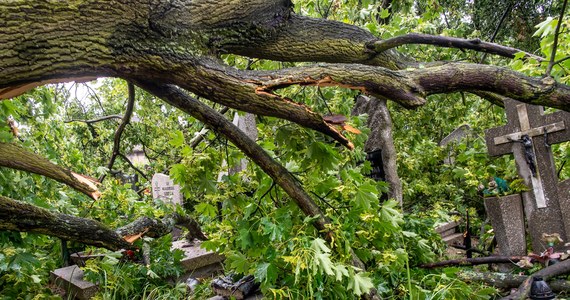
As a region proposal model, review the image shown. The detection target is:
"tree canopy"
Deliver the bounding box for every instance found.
[1,0,570,299]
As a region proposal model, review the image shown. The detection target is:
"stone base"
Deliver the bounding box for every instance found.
[485,194,527,271]
[50,265,98,300]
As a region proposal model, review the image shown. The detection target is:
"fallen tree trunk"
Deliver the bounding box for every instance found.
[459,271,570,292]
[0,195,204,250]
[419,256,524,269]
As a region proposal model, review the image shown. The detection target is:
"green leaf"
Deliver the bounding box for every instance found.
[30,274,41,284]
[348,272,374,296]
[311,238,334,276]
[195,203,217,218]
[261,218,282,241]
[227,253,249,274]
[169,130,185,147]
[333,264,348,282]
[254,262,278,285]
[379,8,390,19]
[354,182,377,210]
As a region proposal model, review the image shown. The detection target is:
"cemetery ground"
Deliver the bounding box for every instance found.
[4,1,570,299]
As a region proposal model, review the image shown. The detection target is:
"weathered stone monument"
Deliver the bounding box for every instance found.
[50,265,98,299]
[439,124,472,165]
[485,99,570,254]
[218,112,258,181]
[152,173,183,206]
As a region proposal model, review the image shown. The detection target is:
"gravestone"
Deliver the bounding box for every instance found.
[485,99,570,252]
[439,124,472,165]
[218,112,258,181]
[152,173,183,206]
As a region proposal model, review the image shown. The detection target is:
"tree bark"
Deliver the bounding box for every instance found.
[2,0,570,125]
[502,258,570,300]
[419,256,524,269]
[0,195,130,250]
[0,142,100,199]
[0,195,204,250]
[352,95,403,205]
[458,271,570,292]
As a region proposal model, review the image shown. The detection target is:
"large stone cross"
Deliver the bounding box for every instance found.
[485,99,570,251]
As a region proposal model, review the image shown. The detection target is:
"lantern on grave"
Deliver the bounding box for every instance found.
[529,276,555,300]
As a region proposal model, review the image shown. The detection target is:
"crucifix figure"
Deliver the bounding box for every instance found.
[485,99,570,252]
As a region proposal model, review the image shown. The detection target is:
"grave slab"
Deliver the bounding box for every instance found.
[50,265,98,300]
[172,240,224,279]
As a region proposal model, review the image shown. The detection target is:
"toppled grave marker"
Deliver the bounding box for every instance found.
[172,240,224,280]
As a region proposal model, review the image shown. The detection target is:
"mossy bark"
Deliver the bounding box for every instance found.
[0,143,99,199]
[0,195,130,250]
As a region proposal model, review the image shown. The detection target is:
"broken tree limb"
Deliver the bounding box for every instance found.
[0,142,100,199]
[419,256,524,269]
[459,271,570,292]
[0,195,206,251]
[502,258,570,300]
[0,195,130,250]
[136,82,331,235]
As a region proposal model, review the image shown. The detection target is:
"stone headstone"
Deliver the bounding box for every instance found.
[152,173,183,206]
[435,221,464,246]
[50,265,98,300]
[485,99,570,252]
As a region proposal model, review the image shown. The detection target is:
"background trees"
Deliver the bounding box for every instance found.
[1,0,569,298]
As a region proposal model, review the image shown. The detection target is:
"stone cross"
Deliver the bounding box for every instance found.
[485,99,570,251]
[151,173,183,206]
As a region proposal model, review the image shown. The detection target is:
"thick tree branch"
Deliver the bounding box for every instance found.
[135,82,331,235]
[459,271,570,292]
[0,195,205,251]
[419,256,524,269]
[0,142,100,199]
[367,33,544,62]
[0,195,129,250]
[137,82,367,270]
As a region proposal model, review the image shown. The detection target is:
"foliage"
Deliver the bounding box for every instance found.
[2,1,570,299]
